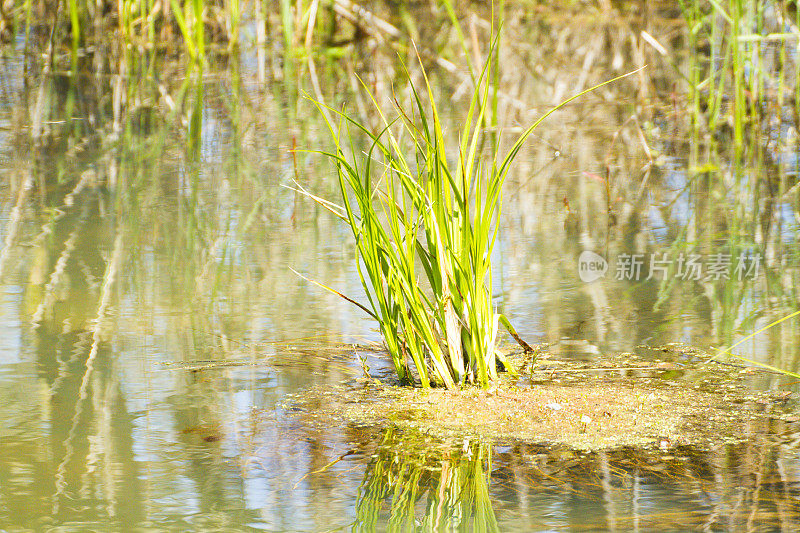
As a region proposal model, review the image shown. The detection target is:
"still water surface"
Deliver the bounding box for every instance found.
[2,3,800,530]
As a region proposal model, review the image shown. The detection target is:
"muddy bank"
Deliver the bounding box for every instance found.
[284,348,796,451]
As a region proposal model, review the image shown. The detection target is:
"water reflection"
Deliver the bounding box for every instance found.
[354,429,498,532]
[241,420,800,531]
[1,0,800,530]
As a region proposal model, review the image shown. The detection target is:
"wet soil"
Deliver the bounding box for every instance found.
[284,346,797,451]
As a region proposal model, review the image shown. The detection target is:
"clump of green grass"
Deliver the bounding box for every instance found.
[301,36,637,389]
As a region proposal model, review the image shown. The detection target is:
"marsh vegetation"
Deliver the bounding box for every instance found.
[0,0,799,530]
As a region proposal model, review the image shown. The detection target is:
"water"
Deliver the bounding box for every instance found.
[2,2,800,530]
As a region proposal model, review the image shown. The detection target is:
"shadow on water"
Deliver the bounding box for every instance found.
[0,0,799,530]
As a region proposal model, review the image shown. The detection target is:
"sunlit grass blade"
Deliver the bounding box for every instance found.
[711,310,800,378]
[289,267,378,321]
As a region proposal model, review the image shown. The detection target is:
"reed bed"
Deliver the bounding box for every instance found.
[679,0,799,146]
[4,0,798,381]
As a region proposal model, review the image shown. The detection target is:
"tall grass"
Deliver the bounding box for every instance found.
[170,0,206,62]
[302,35,639,388]
[15,0,236,68]
[670,0,799,343]
[679,0,799,150]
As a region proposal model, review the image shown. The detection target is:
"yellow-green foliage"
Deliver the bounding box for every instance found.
[304,33,637,388]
